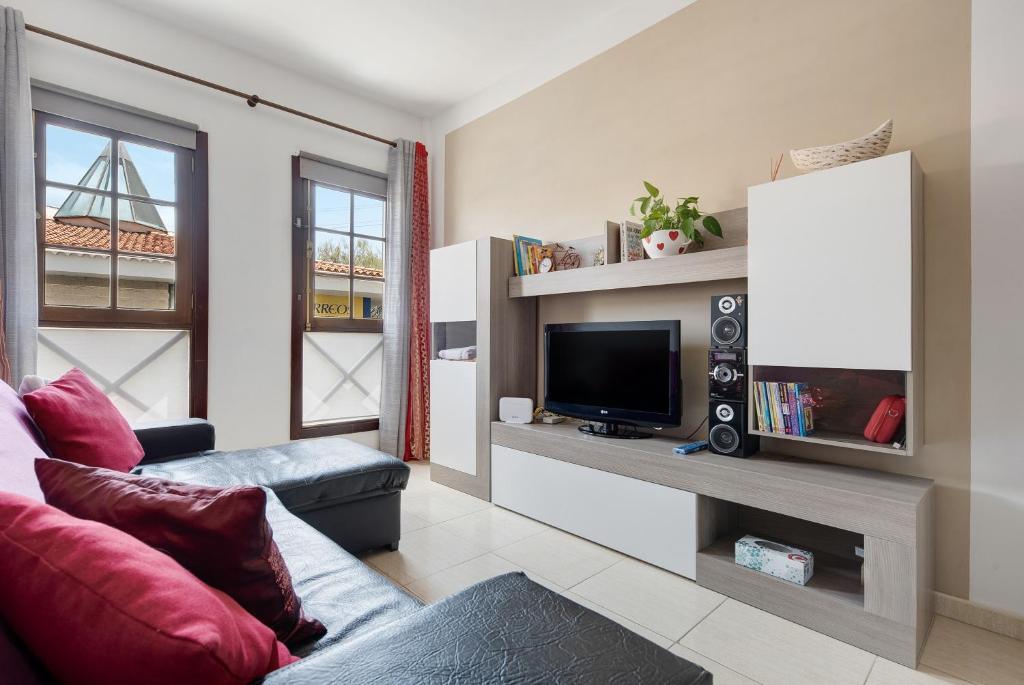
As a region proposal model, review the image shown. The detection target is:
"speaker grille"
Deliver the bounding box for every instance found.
[709,424,740,453]
[712,316,741,345]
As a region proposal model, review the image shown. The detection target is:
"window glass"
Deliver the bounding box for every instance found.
[353,194,384,237]
[45,249,111,307]
[315,185,350,231]
[119,141,175,202]
[45,124,111,189]
[117,255,175,311]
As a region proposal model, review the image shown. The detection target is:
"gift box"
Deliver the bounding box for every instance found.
[734,535,814,585]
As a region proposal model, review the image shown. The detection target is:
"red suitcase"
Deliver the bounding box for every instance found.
[863,394,906,444]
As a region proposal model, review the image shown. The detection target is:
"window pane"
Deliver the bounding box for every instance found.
[38,327,190,424]
[353,237,384,277]
[45,248,111,307]
[45,124,112,190]
[118,255,175,310]
[352,278,383,320]
[302,332,381,424]
[45,187,112,250]
[119,141,175,202]
[118,198,176,256]
[315,185,350,231]
[353,194,384,237]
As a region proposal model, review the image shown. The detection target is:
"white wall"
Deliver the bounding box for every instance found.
[20,0,425,449]
[424,0,695,247]
[969,0,1024,617]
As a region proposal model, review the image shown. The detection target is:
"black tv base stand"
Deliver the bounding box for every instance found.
[578,422,652,439]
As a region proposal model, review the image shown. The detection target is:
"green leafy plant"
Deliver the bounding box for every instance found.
[629,181,724,247]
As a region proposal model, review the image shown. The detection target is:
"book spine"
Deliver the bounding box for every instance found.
[793,384,805,437]
[770,383,782,434]
[799,383,815,435]
[781,383,792,435]
[787,383,800,436]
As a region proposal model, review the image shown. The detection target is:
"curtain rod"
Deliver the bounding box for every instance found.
[25,24,398,148]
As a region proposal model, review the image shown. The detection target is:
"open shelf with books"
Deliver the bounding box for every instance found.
[748,365,915,456]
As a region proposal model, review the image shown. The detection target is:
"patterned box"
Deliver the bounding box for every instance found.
[734,535,814,586]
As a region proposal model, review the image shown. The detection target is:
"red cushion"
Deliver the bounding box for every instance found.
[35,458,326,647]
[22,368,143,472]
[0,492,297,685]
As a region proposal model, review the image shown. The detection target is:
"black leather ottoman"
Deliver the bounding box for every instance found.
[136,436,410,554]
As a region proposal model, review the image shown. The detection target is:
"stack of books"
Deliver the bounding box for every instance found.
[754,382,815,436]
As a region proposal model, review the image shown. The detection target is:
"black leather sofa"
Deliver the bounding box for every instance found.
[2,418,711,683]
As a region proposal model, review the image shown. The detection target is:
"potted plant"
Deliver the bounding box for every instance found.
[630,182,723,258]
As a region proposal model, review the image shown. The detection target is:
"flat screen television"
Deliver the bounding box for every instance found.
[544,320,681,438]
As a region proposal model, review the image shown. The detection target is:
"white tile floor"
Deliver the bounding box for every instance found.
[361,462,1024,685]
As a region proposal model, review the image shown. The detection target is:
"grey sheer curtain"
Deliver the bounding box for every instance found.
[0,7,36,386]
[379,140,415,457]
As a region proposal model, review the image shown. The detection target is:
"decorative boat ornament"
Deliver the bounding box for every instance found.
[789,119,893,172]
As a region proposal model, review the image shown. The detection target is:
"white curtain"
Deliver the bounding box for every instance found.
[0,7,36,387]
[379,140,415,456]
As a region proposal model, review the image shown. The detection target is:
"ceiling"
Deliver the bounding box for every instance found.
[98,0,688,118]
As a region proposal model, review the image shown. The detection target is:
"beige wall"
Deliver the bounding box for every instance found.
[444,0,971,597]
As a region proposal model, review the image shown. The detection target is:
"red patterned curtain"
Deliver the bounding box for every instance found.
[403,143,430,461]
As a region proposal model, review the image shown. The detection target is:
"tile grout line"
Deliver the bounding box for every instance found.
[861,656,877,685]
[673,595,729,646]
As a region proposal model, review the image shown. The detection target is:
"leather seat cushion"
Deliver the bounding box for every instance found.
[135,437,410,513]
[263,492,422,656]
[262,572,710,684]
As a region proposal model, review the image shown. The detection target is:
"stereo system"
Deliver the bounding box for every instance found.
[707,294,758,457]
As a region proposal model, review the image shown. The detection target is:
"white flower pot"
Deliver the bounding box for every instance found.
[642,229,692,259]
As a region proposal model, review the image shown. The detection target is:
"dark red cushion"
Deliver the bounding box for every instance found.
[35,458,326,648]
[21,368,143,472]
[0,492,297,685]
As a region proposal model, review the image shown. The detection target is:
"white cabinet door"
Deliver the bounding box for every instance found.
[430,241,477,323]
[492,445,697,578]
[748,151,916,371]
[430,359,477,475]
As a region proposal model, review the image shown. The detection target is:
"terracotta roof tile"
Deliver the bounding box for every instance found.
[314,260,383,279]
[44,218,175,256]
[45,218,385,278]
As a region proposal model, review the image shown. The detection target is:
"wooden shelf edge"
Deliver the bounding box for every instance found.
[750,429,910,456]
[508,245,747,298]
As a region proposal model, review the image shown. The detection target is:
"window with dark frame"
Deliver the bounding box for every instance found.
[290,156,387,439]
[34,108,208,418]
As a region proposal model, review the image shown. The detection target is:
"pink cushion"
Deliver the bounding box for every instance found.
[0,492,297,685]
[0,382,48,501]
[22,368,144,472]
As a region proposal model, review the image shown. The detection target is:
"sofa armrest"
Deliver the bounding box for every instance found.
[133,419,215,464]
[260,573,708,685]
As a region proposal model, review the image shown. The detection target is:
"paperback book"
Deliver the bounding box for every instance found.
[754,382,815,436]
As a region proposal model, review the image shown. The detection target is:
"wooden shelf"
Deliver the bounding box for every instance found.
[508,245,747,298]
[750,429,909,456]
[698,536,864,609]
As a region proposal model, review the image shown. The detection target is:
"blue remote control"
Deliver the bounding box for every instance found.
[673,440,708,455]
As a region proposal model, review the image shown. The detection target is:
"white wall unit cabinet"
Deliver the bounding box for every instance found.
[492,445,698,578]
[429,238,536,500]
[748,151,921,371]
[429,241,477,323]
[429,360,478,475]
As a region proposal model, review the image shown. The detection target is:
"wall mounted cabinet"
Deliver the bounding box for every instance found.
[747,152,923,454]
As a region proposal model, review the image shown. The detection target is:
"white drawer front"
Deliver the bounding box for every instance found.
[491,444,697,578]
[430,359,478,475]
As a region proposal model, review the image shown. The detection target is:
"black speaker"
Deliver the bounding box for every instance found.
[710,294,747,349]
[708,400,759,457]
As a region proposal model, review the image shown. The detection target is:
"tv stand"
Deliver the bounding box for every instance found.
[578,422,652,439]
[490,420,934,668]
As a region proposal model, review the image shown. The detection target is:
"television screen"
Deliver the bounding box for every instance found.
[544,320,680,429]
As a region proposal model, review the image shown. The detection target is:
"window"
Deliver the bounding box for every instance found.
[33,102,208,421]
[36,114,194,325]
[291,155,387,438]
